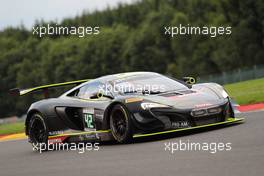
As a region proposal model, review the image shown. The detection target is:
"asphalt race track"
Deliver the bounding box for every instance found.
[0,111,263,176]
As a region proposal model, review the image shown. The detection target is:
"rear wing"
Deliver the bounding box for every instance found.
[9,79,90,98]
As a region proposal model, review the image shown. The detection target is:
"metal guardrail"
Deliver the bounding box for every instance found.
[198,65,264,84]
[0,115,25,125]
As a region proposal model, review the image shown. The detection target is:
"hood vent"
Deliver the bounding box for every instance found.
[178,89,195,94]
[160,90,195,97]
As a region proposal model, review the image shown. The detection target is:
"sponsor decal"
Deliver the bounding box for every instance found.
[95,114,104,121]
[195,103,212,108]
[49,131,64,135]
[83,108,94,114]
[48,136,67,144]
[171,121,189,128]
[94,109,104,121]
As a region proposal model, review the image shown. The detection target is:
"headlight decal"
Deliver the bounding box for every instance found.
[141,102,169,110]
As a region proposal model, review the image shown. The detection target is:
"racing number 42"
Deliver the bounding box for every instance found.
[84,114,94,128]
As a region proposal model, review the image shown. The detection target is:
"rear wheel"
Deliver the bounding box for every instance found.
[28,113,48,150]
[110,104,133,143]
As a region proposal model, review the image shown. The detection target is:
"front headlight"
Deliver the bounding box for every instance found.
[212,83,229,99]
[221,89,228,98]
[141,102,169,110]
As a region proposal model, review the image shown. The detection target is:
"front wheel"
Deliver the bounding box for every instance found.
[110,104,133,143]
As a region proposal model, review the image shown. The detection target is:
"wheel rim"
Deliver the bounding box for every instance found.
[111,109,127,139]
[30,118,46,143]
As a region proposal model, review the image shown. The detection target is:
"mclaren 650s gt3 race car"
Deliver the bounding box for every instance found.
[10,72,244,147]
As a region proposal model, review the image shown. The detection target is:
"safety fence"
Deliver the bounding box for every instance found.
[198,65,264,84]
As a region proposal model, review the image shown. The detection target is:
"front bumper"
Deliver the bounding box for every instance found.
[132,101,233,133]
[133,117,244,138]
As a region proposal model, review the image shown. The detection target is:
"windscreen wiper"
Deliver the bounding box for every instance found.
[123,90,138,94]
[142,90,163,95]
[123,90,165,95]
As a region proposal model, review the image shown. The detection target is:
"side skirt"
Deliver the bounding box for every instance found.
[47,118,244,143]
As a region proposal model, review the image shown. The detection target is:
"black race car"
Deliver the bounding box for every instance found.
[11,72,243,146]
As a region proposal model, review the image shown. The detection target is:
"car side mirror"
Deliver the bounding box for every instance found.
[182,77,196,85]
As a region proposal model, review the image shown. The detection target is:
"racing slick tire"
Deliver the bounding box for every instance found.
[28,113,48,151]
[110,104,133,143]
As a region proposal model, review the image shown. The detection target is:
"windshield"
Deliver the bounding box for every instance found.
[109,74,188,95]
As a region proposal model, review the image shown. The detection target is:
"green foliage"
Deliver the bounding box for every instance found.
[0,122,24,135]
[0,0,264,117]
[225,78,264,105]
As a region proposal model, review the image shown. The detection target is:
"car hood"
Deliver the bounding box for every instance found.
[143,90,226,109]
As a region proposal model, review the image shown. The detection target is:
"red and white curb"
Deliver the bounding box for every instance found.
[236,103,264,112]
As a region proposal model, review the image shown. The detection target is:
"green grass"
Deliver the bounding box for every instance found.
[224,77,264,105]
[0,122,24,135]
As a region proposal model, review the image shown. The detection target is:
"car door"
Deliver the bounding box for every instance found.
[54,81,112,132]
[73,81,112,131]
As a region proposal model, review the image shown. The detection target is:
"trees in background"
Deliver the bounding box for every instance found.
[0,0,264,117]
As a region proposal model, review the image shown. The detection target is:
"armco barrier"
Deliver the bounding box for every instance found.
[198,65,264,84]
